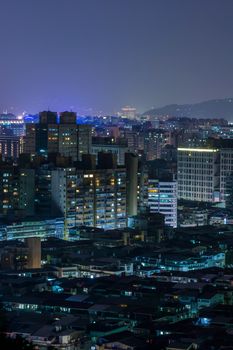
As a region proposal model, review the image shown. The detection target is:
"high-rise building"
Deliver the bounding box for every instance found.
[147,179,177,228]
[59,123,92,161]
[0,165,35,218]
[123,130,144,154]
[0,165,20,217]
[178,145,233,205]
[23,111,91,162]
[219,148,233,204]
[34,164,53,217]
[122,128,170,160]
[58,123,77,160]
[58,112,77,160]
[59,111,76,124]
[144,129,170,160]
[137,159,149,213]
[19,169,35,216]
[0,134,23,161]
[36,111,59,155]
[125,153,138,217]
[39,111,57,124]
[23,124,36,154]
[77,125,92,161]
[177,147,221,203]
[0,113,25,136]
[92,137,129,165]
[24,111,59,155]
[51,158,127,234]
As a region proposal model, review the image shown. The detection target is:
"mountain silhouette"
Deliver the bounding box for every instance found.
[144,98,233,120]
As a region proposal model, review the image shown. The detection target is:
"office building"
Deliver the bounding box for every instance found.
[0,218,64,241]
[0,113,25,136]
[219,148,233,204]
[177,145,233,206]
[0,134,23,161]
[177,148,220,203]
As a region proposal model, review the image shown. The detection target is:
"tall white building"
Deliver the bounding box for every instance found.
[177,148,220,203]
[178,147,233,204]
[147,179,177,228]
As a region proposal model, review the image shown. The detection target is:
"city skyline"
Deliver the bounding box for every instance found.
[1,0,233,114]
[2,2,233,349]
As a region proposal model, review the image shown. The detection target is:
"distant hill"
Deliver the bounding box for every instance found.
[144,98,233,120]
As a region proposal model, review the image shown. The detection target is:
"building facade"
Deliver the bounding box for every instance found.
[147,179,177,228]
[178,147,233,204]
[177,148,220,202]
[24,111,91,161]
[0,166,35,218]
[51,167,127,234]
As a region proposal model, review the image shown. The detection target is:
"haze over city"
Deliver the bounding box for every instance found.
[1,0,233,114]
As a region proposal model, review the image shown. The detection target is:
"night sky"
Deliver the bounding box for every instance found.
[1,0,233,115]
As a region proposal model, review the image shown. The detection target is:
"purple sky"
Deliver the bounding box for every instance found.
[1,0,233,114]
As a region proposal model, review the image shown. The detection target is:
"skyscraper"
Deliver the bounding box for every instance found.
[23,111,91,162]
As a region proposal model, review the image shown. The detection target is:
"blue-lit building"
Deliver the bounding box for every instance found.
[147,179,177,228]
[136,252,225,272]
[0,113,25,137]
[0,218,64,241]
